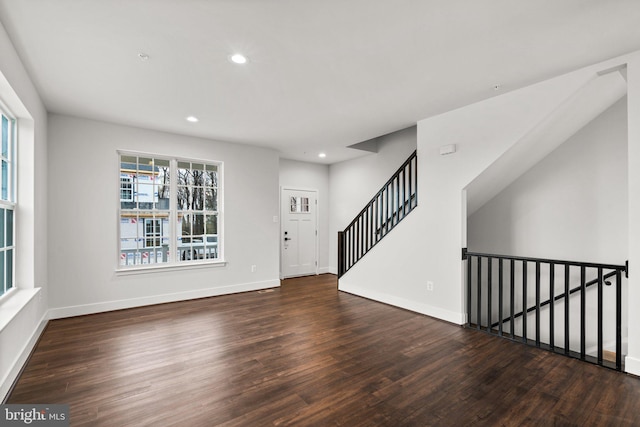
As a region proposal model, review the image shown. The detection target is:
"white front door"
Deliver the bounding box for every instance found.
[281,188,317,278]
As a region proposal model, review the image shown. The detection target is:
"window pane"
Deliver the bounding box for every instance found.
[177,162,193,186]
[192,163,204,173]
[177,186,188,210]
[180,213,192,239]
[0,251,4,294]
[156,184,170,210]
[6,249,12,290]
[192,187,204,210]
[204,170,217,187]
[6,209,12,246]
[156,160,170,210]
[193,213,204,236]
[205,214,217,235]
[1,115,7,158]
[204,188,217,211]
[138,157,153,170]
[155,158,170,168]
[120,215,140,254]
[1,160,7,200]
[121,155,137,165]
[0,208,4,247]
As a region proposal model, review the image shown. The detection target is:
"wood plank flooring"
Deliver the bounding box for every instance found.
[7,274,640,426]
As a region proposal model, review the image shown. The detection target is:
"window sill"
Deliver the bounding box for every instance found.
[0,288,41,334]
[115,259,227,276]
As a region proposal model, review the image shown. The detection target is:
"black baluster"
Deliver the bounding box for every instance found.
[616,269,622,370]
[488,257,492,333]
[536,261,540,348]
[564,264,570,356]
[597,267,603,365]
[498,258,503,337]
[550,263,555,351]
[580,265,586,361]
[510,259,515,339]
[522,261,528,343]
[467,255,472,326]
[477,257,482,330]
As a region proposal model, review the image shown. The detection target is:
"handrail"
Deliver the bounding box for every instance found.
[490,269,618,328]
[338,150,418,277]
[344,150,417,231]
[465,250,626,371]
[464,250,626,272]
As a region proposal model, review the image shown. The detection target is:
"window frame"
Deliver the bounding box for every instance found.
[117,151,224,272]
[144,217,162,248]
[120,175,134,202]
[0,101,16,298]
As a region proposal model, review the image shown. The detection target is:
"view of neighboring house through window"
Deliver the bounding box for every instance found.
[0,104,15,297]
[119,153,221,268]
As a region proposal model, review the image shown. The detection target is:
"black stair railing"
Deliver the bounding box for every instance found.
[338,151,417,278]
[463,250,627,371]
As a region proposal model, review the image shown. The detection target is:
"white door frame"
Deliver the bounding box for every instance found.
[280,186,319,279]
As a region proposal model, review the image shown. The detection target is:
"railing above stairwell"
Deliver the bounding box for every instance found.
[338,151,418,278]
[463,250,627,371]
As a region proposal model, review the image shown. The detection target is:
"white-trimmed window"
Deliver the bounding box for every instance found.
[118,153,222,268]
[120,175,133,201]
[0,104,15,297]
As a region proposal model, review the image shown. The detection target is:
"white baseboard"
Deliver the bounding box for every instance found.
[625,355,640,376]
[48,279,280,320]
[338,281,465,325]
[318,267,332,275]
[327,266,338,275]
[1,311,48,402]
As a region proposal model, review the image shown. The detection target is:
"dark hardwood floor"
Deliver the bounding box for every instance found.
[7,274,640,426]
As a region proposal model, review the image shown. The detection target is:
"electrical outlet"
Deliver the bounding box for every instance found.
[251,265,257,273]
[427,281,434,291]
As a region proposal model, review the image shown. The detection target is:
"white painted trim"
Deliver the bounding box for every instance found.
[339,281,465,325]
[280,186,319,278]
[115,259,227,276]
[0,288,39,334]
[0,310,48,402]
[318,266,331,275]
[625,355,640,376]
[48,279,280,320]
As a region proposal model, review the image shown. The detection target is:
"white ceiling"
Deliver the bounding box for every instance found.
[1,1,640,164]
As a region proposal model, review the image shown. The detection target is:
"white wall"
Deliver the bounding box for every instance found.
[328,126,417,273]
[626,55,640,375]
[0,20,48,400]
[468,96,628,263]
[47,115,280,317]
[279,159,330,274]
[467,97,628,354]
[338,53,634,326]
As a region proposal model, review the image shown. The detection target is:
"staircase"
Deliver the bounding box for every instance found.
[338,150,417,278]
[464,250,627,370]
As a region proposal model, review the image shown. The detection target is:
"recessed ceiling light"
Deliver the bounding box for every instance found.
[186,116,199,123]
[138,52,149,61]
[318,153,327,158]
[230,54,248,64]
